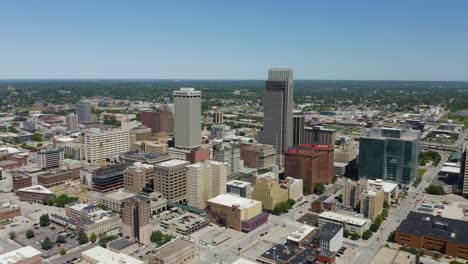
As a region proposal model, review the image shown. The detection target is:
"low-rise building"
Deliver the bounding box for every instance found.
[252,176,288,211]
[37,168,81,188]
[0,202,21,222]
[160,211,209,235]
[148,238,197,264]
[311,195,338,213]
[226,180,252,198]
[38,148,64,169]
[286,225,316,247]
[318,211,369,235]
[207,193,268,232]
[81,246,143,264]
[64,201,121,236]
[16,185,54,203]
[0,246,42,264]
[313,223,343,252]
[12,172,32,192]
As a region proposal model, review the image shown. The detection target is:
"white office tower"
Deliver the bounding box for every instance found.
[84,129,130,164]
[258,68,294,166]
[174,88,202,150]
[186,160,227,209]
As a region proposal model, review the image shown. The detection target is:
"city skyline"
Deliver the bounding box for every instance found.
[1,1,468,81]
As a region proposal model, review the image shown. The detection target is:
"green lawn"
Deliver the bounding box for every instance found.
[1,220,12,226]
[418,168,427,177]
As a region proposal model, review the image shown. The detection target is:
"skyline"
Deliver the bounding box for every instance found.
[1,0,468,81]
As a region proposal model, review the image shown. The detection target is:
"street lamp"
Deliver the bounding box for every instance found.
[272,247,276,262]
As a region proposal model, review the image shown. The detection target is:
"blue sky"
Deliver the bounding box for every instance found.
[0,0,467,80]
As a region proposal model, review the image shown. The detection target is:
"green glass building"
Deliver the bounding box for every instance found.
[358,127,420,185]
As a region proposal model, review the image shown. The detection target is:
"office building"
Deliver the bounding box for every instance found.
[38,148,64,169]
[284,144,334,190]
[37,168,80,188]
[318,211,370,235]
[66,113,79,132]
[12,172,32,192]
[226,180,253,198]
[240,143,276,169]
[460,142,468,195]
[16,185,54,203]
[360,188,384,220]
[131,141,168,154]
[0,246,42,264]
[311,195,338,213]
[124,163,155,194]
[280,177,304,202]
[207,193,268,232]
[81,246,143,264]
[342,179,368,209]
[62,202,121,236]
[293,112,305,146]
[174,88,201,150]
[99,189,138,212]
[141,108,174,135]
[76,99,92,124]
[286,225,316,248]
[154,159,190,203]
[258,68,294,166]
[122,196,152,244]
[84,129,130,164]
[213,139,240,179]
[367,179,399,202]
[313,223,343,252]
[148,238,197,264]
[358,127,421,185]
[334,137,357,163]
[395,212,468,259]
[252,176,289,211]
[213,111,224,124]
[129,127,152,143]
[21,120,38,132]
[186,160,227,209]
[304,126,336,146]
[92,164,128,193]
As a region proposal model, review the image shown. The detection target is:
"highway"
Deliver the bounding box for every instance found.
[351,151,449,264]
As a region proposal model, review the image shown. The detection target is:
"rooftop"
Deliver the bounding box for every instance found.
[368,179,398,193]
[102,189,137,201]
[17,185,53,194]
[0,246,41,263]
[156,159,189,168]
[208,193,261,209]
[314,223,343,240]
[108,238,134,251]
[287,225,316,242]
[82,246,143,264]
[319,211,369,226]
[398,212,468,246]
[153,238,194,259]
[227,180,251,188]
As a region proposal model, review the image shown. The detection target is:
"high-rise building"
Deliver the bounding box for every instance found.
[141,108,174,135]
[124,163,155,194]
[240,143,276,169]
[284,144,334,190]
[358,127,421,185]
[342,179,368,209]
[304,126,335,146]
[258,68,294,166]
[84,129,130,164]
[460,142,468,195]
[213,111,224,124]
[252,176,289,211]
[38,148,64,169]
[186,160,227,209]
[122,196,152,244]
[293,112,305,146]
[76,99,92,124]
[66,113,79,132]
[212,139,240,179]
[154,160,190,203]
[360,188,384,220]
[174,88,201,150]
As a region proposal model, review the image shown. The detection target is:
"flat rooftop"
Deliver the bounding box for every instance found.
[319,211,369,226]
[287,225,316,242]
[208,193,261,209]
[156,159,189,168]
[154,238,194,259]
[227,180,251,188]
[102,189,137,201]
[0,246,41,262]
[17,185,53,194]
[82,246,143,264]
[368,179,398,193]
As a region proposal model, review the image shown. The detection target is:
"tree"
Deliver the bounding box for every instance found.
[90,232,97,243]
[425,185,445,195]
[31,133,44,142]
[383,200,390,209]
[8,231,15,239]
[362,230,372,240]
[56,235,66,243]
[303,183,312,195]
[98,235,118,248]
[60,248,67,255]
[41,239,54,250]
[26,230,35,239]
[150,231,174,246]
[350,232,360,240]
[78,232,89,245]
[40,214,50,227]
[314,183,326,194]
[97,204,109,210]
[343,229,350,238]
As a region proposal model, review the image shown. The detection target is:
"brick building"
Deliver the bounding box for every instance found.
[37,169,80,188]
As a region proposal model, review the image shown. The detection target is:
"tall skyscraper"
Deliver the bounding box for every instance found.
[259,68,294,166]
[174,88,201,150]
[358,127,420,185]
[141,107,174,135]
[293,112,305,146]
[66,113,79,132]
[76,99,92,124]
[122,196,151,244]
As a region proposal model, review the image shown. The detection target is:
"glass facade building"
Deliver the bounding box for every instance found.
[358,127,420,185]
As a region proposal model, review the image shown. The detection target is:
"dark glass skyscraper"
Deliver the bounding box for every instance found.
[358,127,420,185]
[76,99,92,124]
[258,68,294,166]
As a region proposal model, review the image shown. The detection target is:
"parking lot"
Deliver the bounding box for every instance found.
[13,225,79,258]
